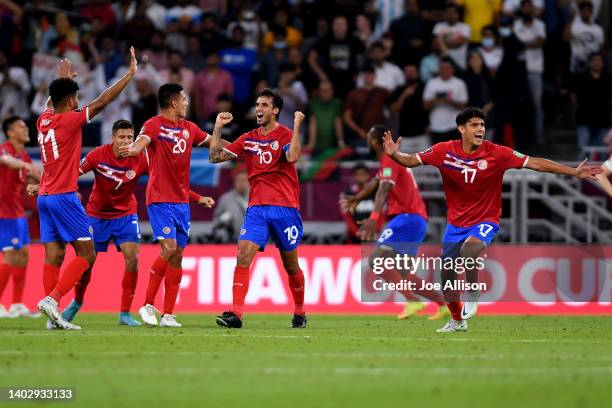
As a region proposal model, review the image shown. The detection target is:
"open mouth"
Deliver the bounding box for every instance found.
[475,134,484,141]
[256,113,264,121]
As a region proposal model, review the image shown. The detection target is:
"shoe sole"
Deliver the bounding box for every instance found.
[215,317,242,328]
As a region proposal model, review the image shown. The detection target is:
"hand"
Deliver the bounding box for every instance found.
[339,195,358,214]
[575,158,604,180]
[294,111,305,126]
[338,139,347,149]
[26,184,39,196]
[383,131,401,156]
[215,112,233,127]
[118,144,133,157]
[198,196,215,208]
[56,58,76,79]
[358,218,377,241]
[127,46,138,75]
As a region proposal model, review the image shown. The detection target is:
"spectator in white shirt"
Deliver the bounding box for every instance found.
[0,52,31,120]
[503,0,544,17]
[357,41,405,92]
[564,0,604,73]
[478,25,504,76]
[433,4,471,70]
[423,57,468,143]
[513,0,547,141]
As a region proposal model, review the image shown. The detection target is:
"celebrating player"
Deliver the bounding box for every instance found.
[382,107,602,333]
[36,48,138,330]
[209,88,307,329]
[341,124,449,321]
[119,83,218,327]
[0,116,41,318]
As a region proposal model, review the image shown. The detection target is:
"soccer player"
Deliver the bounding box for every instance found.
[119,83,219,327]
[0,116,41,318]
[36,48,138,330]
[342,124,449,321]
[209,88,307,329]
[382,107,602,333]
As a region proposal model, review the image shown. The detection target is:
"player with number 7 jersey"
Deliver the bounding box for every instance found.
[35,48,138,330]
[382,107,603,333]
[209,88,307,329]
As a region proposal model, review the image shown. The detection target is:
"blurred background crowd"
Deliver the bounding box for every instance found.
[0,0,611,154]
[0,0,611,242]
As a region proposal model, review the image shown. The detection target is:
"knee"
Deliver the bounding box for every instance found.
[160,242,178,259]
[46,250,66,267]
[283,262,300,276]
[123,252,139,272]
[236,248,254,267]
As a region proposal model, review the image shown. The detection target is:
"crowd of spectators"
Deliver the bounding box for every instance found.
[0,0,611,154]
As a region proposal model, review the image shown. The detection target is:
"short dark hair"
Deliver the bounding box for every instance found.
[112,119,134,134]
[370,41,384,50]
[49,78,80,107]
[368,124,389,144]
[257,88,283,116]
[361,64,376,74]
[456,107,486,126]
[353,162,369,173]
[158,83,184,109]
[2,115,22,135]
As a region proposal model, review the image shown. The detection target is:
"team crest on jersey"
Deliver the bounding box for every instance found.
[183,130,190,139]
[126,170,136,180]
[11,237,18,245]
[271,141,279,151]
[477,159,488,170]
[88,226,94,235]
[163,227,171,234]
[240,228,246,235]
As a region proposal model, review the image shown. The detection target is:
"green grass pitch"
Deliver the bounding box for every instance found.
[1,314,611,408]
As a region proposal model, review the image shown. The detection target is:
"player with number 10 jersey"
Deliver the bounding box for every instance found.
[209,88,307,329]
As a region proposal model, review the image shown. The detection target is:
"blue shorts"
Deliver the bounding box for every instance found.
[90,214,140,253]
[442,222,499,258]
[240,205,303,252]
[376,213,428,255]
[0,217,30,251]
[38,193,93,243]
[147,203,190,248]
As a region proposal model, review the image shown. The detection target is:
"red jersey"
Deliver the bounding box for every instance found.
[138,115,209,204]
[377,154,428,220]
[224,124,299,209]
[0,142,31,218]
[79,144,149,219]
[36,107,90,195]
[416,140,529,227]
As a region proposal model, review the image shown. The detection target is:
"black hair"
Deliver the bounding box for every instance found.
[456,107,486,126]
[353,162,369,173]
[158,83,184,109]
[112,119,134,134]
[370,40,384,50]
[2,115,22,135]
[361,63,376,74]
[368,124,389,144]
[439,56,454,66]
[257,88,283,117]
[49,78,80,107]
[481,24,498,37]
[168,49,183,58]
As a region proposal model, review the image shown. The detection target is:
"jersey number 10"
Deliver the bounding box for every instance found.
[38,129,59,163]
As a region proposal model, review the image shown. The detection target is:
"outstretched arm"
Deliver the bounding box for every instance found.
[383,130,422,168]
[286,111,305,163]
[88,47,138,120]
[209,112,235,163]
[119,135,150,157]
[525,157,603,180]
[339,177,379,213]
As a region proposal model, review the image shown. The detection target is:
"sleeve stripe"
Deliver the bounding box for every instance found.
[415,153,423,165]
[85,107,90,124]
[198,133,211,145]
[144,147,150,166]
[223,148,238,158]
[522,157,529,168]
[137,135,151,143]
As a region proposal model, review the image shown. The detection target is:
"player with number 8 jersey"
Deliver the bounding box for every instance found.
[209,88,307,329]
[35,49,138,330]
[382,107,603,333]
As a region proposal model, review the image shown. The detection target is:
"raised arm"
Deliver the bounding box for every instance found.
[525,157,602,180]
[382,131,422,168]
[360,180,392,241]
[88,47,138,120]
[209,112,235,163]
[286,111,305,163]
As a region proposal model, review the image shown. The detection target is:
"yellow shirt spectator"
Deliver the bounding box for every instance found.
[456,0,502,42]
[261,27,303,51]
